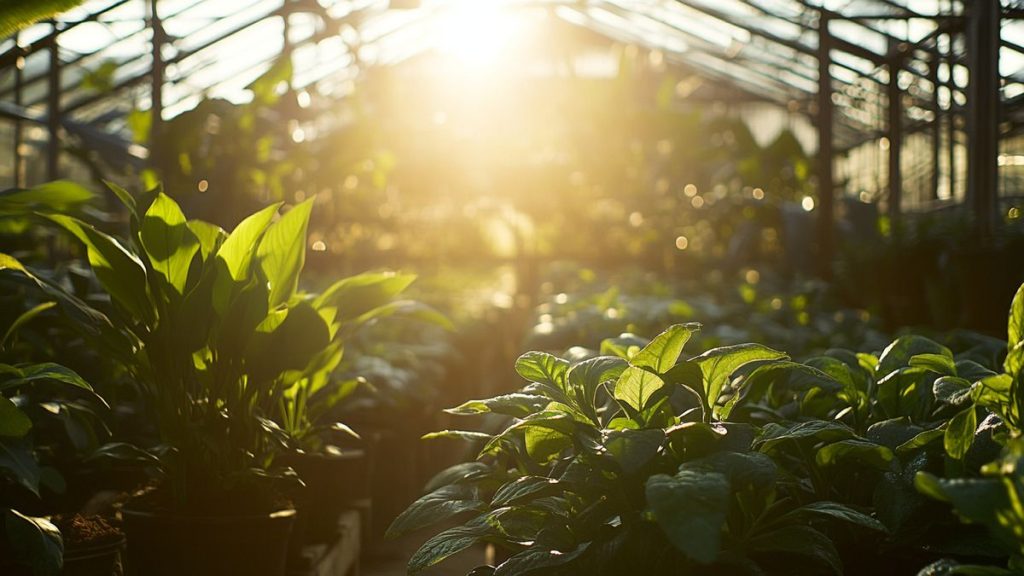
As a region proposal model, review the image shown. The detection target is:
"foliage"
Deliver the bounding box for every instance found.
[0,0,85,38]
[392,282,1024,575]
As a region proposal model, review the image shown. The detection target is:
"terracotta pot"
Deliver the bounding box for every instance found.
[121,506,295,576]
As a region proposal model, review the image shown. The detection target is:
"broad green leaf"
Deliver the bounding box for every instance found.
[944,406,977,460]
[795,501,887,532]
[352,300,454,331]
[1,301,56,348]
[910,353,957,377]
[141,192,199,295]
[877,336,951,379]
[631,323,700,373]
[645,469,730,564]
[613,366,665,413]
[815,439,893,470]
[103,180,136,214]
[421,430,492,442]
[600,333,648,359]
[313,271,417,319]
[915,472,1010,529]
[491,476,561,507]
[525,425,571,463]
[0,396,31,437]
[187,219,226,261]
[897,427,945,455]
[0,437,41,495]
[0,363,94,395]
[445,394,548,418]
[566,356,627,408]
[408,518,490,573]
[424,462,494,493]
[43,214,152,320]
[933,376,973,406]
[515,352,570,389]
[603,428,665,474]
[747,524,841,575]
[688,450,777,490]
[693,343,787,412]
[755,420,855,453]
[494,542,590,576]
[216,202,280,281]
[1007,283,1024,377]
[386,484,485,539]
[4,509,63,576]
[258,198,313,307]
[0,180,93,213]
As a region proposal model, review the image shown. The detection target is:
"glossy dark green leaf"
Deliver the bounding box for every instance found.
[491,476,561,507]
[896,427,945,455]
[747,524,841,575]
[421,430,492,442]
[494,542,590,576]
[0,397,30,437]
[0,362,94,395]
[387,484,485,539]
[1,301,56,349]
[754,420,855,453]
[445,393,549,418]
[0,180,93,213]
[0,437,40,495]
[408,517,490,573]
[877,336,951,379]
[216,202,280,282]
[815,439,893,470]
[1007,283,1024,377]
[933,376,973,406]
[4,509,63,576]
[645,469,729,564]
[603,428,664,474]
[795,501,887,532]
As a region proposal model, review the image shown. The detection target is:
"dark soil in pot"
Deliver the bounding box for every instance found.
[121,503,296,576]
[283,446,367,550]
[56,514,125,576]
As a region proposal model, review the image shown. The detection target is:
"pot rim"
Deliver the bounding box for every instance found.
[121,505,296,522]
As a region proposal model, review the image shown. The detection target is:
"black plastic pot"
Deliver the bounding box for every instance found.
[63,536,125,576]
[121,506,295,576]
[284,448,367,546]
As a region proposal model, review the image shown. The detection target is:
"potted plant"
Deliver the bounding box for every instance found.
[0,273,111,576]
[273,271,452,558]
[20,182,344,575]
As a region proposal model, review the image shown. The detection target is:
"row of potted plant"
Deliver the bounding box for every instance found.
[389,281,1024,574]
[0,181,448,574]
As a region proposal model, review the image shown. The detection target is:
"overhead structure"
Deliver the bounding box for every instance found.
[0,0,1021,269]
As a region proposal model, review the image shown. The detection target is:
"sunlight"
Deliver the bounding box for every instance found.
[434,0,521,67]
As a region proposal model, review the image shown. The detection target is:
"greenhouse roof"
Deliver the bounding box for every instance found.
[0,0,1019,151]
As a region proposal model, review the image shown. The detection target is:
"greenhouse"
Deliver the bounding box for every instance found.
[0,1,1023,575]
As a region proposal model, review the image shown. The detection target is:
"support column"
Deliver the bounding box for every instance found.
[46,22,60,181]
[149,0,164,163]
[930,51,941,201]
[966,0,1000,236]
[816,11,834,279]
[887,42,904,223]
[13,33,24,188]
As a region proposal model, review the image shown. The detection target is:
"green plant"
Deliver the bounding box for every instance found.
[0,281,105,576]
[4,182,342,513]
[389,324,891,575]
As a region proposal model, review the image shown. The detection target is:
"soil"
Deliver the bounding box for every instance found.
[53,514,123,548]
